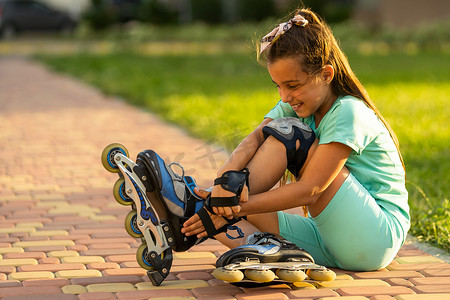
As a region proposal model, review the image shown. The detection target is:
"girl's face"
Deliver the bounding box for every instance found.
[267,57,336,122]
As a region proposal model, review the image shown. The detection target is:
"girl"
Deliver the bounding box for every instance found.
[182,8,409,271]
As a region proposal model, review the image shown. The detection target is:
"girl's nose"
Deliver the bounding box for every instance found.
[280,89,292,103]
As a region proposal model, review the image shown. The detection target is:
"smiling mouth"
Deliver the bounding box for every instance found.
[292,103,302,111]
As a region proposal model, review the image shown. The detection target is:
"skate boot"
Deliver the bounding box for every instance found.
[101,143,248,285]
[213,232,336,284]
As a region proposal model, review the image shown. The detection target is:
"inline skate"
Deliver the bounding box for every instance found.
[213,232,336,284]
[101,143,247,285]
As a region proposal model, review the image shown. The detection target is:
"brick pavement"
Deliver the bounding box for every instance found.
[0,57,449,299]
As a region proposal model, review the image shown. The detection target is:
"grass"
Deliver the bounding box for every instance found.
[36,46,449,251]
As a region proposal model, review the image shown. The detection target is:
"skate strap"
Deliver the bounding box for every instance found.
[208,196,240,207]
[196,206,244,238]
[213,168,250,196]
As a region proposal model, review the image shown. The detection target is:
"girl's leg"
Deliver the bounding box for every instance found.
[214,135,348,251]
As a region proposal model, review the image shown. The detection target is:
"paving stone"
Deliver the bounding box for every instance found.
[191,285,242,297]
[105,254,137,263]
[291,281,317,289]
[0,247,25,254]
[135,280,210,290]
[420,268,450,276]
[0,258,38,266]
[234,291,289,300]
[56,269,103,279]
[87,262,120,270]
[336,286,415,297]
[0,265,16,274]
[13,240,75,248]
[88,243,131,250]
[177,271,215,281]
[174,252,217,259]
[0,286,62,297]
[317,279,390,289]
[396,256,444,264]
[78,292,118,300]
[102,267,147,276]
[369,296,395,300]
[171,264,216,273]
[396,294,450,300]
[26,245,67,252]
[384,278,415,287]
[0,280,22,288]
[352,271,423,279]
[320,297,368,300]
[18,263,85,272]
[22,278,70,287]
[70,275,143,285]
[411,285,450,293]
[47,250,79,258]
[8,271,55,280]
[1,294,78,300]
[39,257,61,264]
[30,230,69,237]
[387,263,450,271]
[86,283,136,293]
[115,289,194,300]
[61,256,105,264]
[410,276,450,285]
[61,285,88,294]
[4,251,46,260]
[81,249,137,256]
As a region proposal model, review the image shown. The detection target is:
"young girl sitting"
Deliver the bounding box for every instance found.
[182,8,409,271]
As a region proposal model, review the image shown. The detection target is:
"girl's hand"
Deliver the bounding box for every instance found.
[211,184,248,219]
[182,209,228,239]
[182,187,228,238]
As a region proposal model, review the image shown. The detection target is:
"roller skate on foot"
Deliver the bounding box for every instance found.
[102,143,208,285]
[213,232,336,285]
[101,143,249,285]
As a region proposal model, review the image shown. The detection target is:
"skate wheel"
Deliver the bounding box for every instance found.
[244,269,276,283]
[113,177,133,205]
[136,243,156,270]
[101,143,129,173]
[276,269,307,282]
[306,268,336,281]
[212,267,244,283]
[124,210,143,238]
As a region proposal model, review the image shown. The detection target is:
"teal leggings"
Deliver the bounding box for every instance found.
[278,173,408,271]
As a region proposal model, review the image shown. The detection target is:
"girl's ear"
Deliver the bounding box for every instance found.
[322,64,334,84]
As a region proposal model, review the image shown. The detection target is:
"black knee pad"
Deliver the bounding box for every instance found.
[262,117,315,176]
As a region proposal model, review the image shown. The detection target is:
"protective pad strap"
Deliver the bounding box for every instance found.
[213,168,249,195]
[209,196,239,207]
[262,117,315,176]
[196,205,243,238]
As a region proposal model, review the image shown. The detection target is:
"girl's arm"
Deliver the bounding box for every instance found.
[183,141,352,238]
[211,118,273,217]
[217,118,273,175]
[239,141,352,215]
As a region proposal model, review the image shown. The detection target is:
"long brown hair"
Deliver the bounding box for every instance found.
[258,8,405,169]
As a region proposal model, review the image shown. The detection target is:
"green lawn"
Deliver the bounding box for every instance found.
[37,49,449,251]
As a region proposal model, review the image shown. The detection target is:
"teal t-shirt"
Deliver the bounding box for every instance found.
[265,96,410,227]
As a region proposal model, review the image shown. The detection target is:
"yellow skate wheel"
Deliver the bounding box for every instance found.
[136,243,156,271]
[306,268,336,281]
[244,269,276,283]
[276,269,307,282]
[113,177,133,206]
[212,267,244,283]
[101,143,129,173]
[124,210,143,238]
